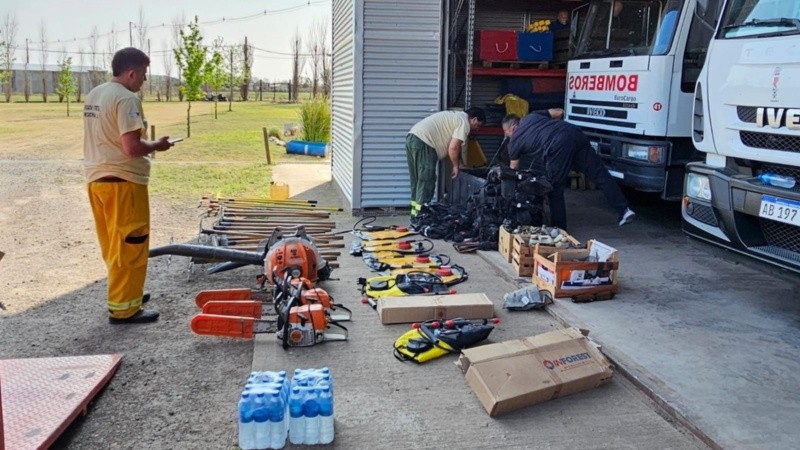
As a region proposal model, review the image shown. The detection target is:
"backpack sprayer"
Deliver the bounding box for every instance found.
[393,318,499,363]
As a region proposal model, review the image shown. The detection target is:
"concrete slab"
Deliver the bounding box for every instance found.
[249,167,703,448]
[521,188,800,450]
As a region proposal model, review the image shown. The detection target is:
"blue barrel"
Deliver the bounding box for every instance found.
[286,140,329,157]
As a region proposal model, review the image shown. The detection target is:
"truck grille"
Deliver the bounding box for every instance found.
[688,203,718,227]
[760,219,800,254]
[740,131,800,153]
[736,106,757,123]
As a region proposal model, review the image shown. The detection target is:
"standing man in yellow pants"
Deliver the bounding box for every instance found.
[83,47,174,324]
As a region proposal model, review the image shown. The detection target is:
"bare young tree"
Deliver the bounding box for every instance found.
[88,26,100,87]
[1,13,18,102]
[171,13,186,101]
[136,6,147,50]
[135,6,149,98]
[106,23,119,77]
[239,37,252,101]
[290,30,304,102]
[305,19,327,98]
[162,41,173,101]
[321,21,332,97]
[76,45,84,102]
[39,20,48,102]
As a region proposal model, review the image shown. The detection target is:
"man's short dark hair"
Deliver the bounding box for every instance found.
[466,107,486,123]
[112,47,150,77]
[502,114,520,128]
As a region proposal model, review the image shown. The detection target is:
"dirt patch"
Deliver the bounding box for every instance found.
[0,159,256,448]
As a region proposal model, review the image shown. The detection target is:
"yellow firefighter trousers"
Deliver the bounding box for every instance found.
[88,181,150,319]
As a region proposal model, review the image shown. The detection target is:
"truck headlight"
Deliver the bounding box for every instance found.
[622,143,664,163]
[686,173,712,201]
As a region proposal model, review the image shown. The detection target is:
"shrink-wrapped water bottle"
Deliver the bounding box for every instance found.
[288,386,305,444]
[253,392,270,449]
[238,393,256,450]
[303,388,320,445]
[268,391,286,449]
[318,385,334,444]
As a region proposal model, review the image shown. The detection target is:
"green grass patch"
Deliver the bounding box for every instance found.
[150,162,271,199]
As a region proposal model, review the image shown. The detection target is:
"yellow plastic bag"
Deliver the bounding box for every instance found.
[494,94,530,118]
[466,139,487,168]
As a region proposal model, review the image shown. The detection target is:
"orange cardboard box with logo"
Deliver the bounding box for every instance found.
[457,327,613,416]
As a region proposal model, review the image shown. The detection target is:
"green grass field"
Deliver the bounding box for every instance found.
[0,98,326,200]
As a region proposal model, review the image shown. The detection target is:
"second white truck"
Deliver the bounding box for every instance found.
[683,0,800,272]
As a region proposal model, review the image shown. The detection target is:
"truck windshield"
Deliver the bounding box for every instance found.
[575,0,685,58]
[721,0,800,38]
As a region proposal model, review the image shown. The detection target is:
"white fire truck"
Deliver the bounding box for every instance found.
[566,0,723,199]
[683,0,800,272]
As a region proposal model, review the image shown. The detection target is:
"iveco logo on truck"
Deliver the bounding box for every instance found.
[755,107,800,129]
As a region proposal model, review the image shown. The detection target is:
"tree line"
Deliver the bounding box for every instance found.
[0,9,332,109]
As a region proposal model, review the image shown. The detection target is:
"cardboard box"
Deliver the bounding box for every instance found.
[377,293,495,325]
[459,328,613,416]
[511,231,581,277]
[533,240,619,298]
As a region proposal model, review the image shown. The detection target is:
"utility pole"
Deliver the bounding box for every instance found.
[25,39,30,102]
[129,22,133,47]
[228,47,234,112]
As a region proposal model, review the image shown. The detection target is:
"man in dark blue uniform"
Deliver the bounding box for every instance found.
[503,110,635,230]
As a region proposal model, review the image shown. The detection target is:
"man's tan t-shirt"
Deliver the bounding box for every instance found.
[83,81,150,184]
[409,111,470,160]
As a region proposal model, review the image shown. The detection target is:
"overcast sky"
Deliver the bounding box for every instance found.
[1,0,331,82]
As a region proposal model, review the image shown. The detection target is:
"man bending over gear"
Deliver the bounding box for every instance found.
[406,107,485,215]
[503,110,635,230]
[83,47,174,324]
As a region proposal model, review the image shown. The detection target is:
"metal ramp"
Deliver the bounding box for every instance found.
[1,354,122,450]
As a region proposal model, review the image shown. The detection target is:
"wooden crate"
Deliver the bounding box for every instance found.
[533,240,619,298]
[498,227,514,263]
[510,231,580,277]
[511,234,536,277]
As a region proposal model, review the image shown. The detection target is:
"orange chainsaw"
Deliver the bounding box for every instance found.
[191,274,348,346]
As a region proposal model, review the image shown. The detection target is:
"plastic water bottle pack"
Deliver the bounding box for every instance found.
[239,368,334,449]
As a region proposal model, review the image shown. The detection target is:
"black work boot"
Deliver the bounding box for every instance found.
[109,309,160,324]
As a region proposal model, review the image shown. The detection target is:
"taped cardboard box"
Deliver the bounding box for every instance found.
[459,327,613,417]
[377,293,495,325]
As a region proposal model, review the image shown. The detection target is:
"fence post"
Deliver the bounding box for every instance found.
[263,127,273,165]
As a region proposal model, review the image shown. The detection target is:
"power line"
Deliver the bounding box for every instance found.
[18,0,330,46]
